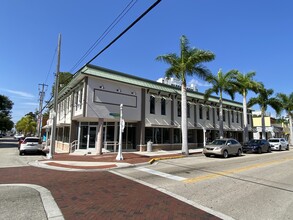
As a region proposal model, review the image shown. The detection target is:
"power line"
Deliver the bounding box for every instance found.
[85,0,161,66]
[44,46,57,89]
[42,0,161,114]
[70,0,138,73]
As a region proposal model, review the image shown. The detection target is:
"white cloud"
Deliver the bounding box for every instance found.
[187,79,211,87]
[23,102,39,106]
[1,89,35,99]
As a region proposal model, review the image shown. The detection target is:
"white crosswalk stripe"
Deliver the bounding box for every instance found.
[136,167,187,181]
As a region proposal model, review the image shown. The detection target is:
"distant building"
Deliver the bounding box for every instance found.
[252,111,284,139]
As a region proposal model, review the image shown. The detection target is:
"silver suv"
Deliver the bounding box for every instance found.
[268,138,289,151]
[203,138,242,158]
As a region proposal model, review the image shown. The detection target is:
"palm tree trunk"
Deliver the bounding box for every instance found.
[261,109,266,139]
[242,94,248,142]
[219,93,224,139]
[289,114,293,146]
[181,83,189,155]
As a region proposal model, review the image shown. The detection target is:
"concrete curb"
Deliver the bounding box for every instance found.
[0,184,64,220]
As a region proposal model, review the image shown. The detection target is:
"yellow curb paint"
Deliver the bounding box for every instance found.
[149,155,185,164]
[184,156,293,184]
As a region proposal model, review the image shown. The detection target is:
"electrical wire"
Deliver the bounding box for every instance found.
[41,0,161,114]
[44,46,57,92]
[70,0,137,73]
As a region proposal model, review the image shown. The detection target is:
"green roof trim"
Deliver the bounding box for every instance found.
[54,64,243,109]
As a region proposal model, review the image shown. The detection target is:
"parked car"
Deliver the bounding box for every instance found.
[19,137,44,156]
[268,138,289,151]
[202,138,242,158]
[14,133,24,140]
[0,133,3,138]
[242,139,271,154]
[18,136,25,149]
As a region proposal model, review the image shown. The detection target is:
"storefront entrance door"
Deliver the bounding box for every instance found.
[79,126,97,150]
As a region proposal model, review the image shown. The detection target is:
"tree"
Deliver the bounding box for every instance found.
[0,94,14,131]
[204,69,238,139]
[234,71,261,142]
[15,115,37,136]
[248,85,281,139]
[51,72,73,96]
[156,35,215,155]
[276,92,293,145]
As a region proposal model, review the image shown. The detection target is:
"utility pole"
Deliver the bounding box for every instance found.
[37,83,47,139]
[48,34,61,159]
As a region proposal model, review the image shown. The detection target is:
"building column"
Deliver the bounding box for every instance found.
[96,118,104,155]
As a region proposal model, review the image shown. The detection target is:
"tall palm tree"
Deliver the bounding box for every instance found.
[276,92,293,145]
[204,69,238,139]
[234,71,261,142]
[156,35,215,155]
[248,85,281,139]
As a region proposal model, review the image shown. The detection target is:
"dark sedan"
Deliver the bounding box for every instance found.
[242,139,271,154]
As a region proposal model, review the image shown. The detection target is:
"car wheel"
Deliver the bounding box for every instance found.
[237,149,242,156]
[258,148,262,154]
[223,150,229,158]
[286,145,289,151]
[279,145,282,151]
[204,154,210,157]
[267,147,271,153]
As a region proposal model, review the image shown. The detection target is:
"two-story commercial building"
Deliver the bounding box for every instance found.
[45,64,253,154]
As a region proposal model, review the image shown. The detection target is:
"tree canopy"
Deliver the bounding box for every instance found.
[0,94,14,131]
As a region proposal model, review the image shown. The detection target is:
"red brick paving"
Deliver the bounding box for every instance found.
[0,165,220,219]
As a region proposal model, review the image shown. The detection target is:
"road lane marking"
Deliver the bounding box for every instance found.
[136,167,187,181]
[184,156,293,184]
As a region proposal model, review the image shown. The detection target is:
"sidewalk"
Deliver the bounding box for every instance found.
[33,148,203,171]
[0,147,226,220]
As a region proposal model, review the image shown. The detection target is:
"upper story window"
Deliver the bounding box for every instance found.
[199,105,203,119]
[177,101,181,117]
[79,88,83,109]
[206,107,210,120]
[150,96,155,114]
[187,103,190,118]
[161,98,166,115]
[75,91,78,111]
[247,114,250,124]
[223,110,226,121]
[236,111,239,123]
[231,111,234,123]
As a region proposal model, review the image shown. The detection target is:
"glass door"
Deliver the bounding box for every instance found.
[79,126,88,150]
[88,126,96,149]
[79,125,97,150]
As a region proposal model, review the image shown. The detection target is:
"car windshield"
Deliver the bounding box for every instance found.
[249,140,261,144]
[211,139,227,145]
[269,139,279,143]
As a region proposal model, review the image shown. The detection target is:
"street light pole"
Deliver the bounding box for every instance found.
[116,104,124,160]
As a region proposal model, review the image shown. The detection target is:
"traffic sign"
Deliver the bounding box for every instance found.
[109,112,120,118]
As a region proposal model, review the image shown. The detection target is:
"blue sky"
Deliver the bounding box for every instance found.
[1,0,293,123]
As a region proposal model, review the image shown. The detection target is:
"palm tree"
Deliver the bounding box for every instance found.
[248,85,281,139]
[204,69,238,139]
[156,35,215,155]
[234,71,261,142]
[276,92,293,145]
